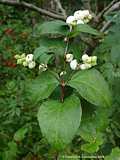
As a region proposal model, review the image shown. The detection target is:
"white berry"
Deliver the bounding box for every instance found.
[66,54,74,62]
[26,54,34,63]
[70,59,78,70]
[28,61,36,69]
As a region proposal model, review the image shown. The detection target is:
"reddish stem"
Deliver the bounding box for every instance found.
[60,79,65,102]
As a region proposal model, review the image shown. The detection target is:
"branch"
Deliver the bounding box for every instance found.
[100,20,112,32]
[84,0,120,55]
[105,1,120,14]
[97,0,119,19]
[0,0,65,20]
[54,0,67,18]
[100,2,120,32]
[94,0,119,23]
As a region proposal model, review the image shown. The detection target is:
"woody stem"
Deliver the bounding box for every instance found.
[60,79,65,102]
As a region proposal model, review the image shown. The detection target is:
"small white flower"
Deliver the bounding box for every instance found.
[28,61,36,69]
[77,20,84,24]
[91,56,97,62]
[21,53,26,58]
[65,54,74,62]
[66,16,76,26]
[26,54,34,63]
[70,59,78,70]
[39,64,47,71]
[82,54,89,62]
[80,63,91,70]
[88,14,92,20]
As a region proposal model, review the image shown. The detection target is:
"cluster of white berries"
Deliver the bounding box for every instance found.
[65,53,97,70]
[80,54,97,70]
[15,54,48,71]
[15,54,36,69]
[66,10,92,26]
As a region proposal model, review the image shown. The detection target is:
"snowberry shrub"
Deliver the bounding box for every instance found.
[15,10,112,152]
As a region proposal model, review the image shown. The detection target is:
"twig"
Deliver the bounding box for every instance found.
[100,20,112,32]
[105,1,120,15]
[54,0,67,18]
[0,0,65,20]
[96,0,119,21]
[84,0,120,55]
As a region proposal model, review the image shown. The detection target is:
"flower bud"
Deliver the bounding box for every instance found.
[86,57,92,63]
[26,54,34,63]
[70,59,78,70]
[28,61,36,69]
[83,18,90,23]
[88,14,92,20]
[91,56,97,66]
[64,37,68,42]
[66,54,74,62]
[77,20,84,25]
[21,53,26,58]
[91,56,97,62]
[14,54,20,59]
[23,61,28,67]
[17,59,23,64]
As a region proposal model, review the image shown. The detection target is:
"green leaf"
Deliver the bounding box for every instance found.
[37,95,82,150]
[105,148,120,160]
[14,127,28,142]
[79,122,103,143]
[35,20,68,36]
[110,45,120,64]
[68,41,83,60]
[25,71,59,104]
[81,143,99,153]
[77,100,111,153]
[68,69,112,107]
[80,123,104,153]
[39,37,66,56]
[34,46,53,64]
[3,141,18,160]
[81,101,111,132]
[70,24,100,37]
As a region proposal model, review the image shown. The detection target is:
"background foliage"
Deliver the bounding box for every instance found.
[0,0,120,159]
